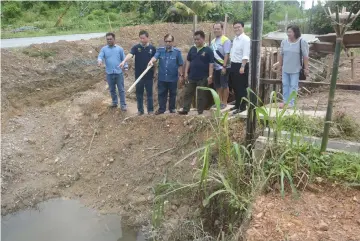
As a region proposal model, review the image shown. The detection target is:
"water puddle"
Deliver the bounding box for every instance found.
[1,198,145,241]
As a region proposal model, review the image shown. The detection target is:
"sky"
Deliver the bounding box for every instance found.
[300,0,327,9]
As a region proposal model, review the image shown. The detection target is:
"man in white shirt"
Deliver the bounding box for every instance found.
[229,21,250,114]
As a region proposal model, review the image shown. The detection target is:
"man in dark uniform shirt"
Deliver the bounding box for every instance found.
[178,31,214,115]
[120,30,156,115]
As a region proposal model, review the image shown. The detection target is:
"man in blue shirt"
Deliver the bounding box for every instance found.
[120,30,156,115]
[178,31,214,115]
[148,34,184,115]
[97,32,128,111]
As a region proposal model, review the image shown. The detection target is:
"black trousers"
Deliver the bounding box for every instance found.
[229,62,249,111]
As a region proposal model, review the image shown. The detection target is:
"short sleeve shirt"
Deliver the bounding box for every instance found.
[211,36,231,70]
[187,46,214,81]
[130,44,156,79]
[154,47,184,82]
[280,38,309,74]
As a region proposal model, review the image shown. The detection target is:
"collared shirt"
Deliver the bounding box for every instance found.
[97,45,128,74]
[130,43,156,79]
[154,47,184,82]
[230,33,250,63]
[281,38,309,73]
[187,45,214,81]
[211,35,231,70]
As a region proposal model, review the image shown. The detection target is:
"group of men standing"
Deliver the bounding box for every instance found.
[97,21,250,116]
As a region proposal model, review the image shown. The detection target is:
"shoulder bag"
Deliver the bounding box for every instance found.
[299,39,306,80]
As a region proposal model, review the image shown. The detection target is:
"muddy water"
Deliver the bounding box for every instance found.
[1,198,145,241]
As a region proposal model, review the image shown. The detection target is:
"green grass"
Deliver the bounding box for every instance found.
[22,48,57,58]
[1,5,139,39]
[281,112,360,141]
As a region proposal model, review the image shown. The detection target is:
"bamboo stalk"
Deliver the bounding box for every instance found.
[350,51,355,80]
[320,37,342,152]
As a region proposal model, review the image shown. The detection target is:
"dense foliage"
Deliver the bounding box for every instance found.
[1,0,359,38]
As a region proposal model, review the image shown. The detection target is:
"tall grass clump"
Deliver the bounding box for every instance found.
[150,87,267,240]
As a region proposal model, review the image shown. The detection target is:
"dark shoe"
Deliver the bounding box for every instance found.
[220,103,227,110]
[198,112,204,115]
[169,109,176,114]
[137,112,144,116]
[230,106,238,111]
[232,109,242,115]
[178,110,188,115]
[155,110,164,115]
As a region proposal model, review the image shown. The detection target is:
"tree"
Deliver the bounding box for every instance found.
[163,1,216,22]
[309,1,360,34]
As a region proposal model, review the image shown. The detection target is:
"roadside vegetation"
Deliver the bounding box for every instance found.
[150,90,360,240]
[1,1,359,39]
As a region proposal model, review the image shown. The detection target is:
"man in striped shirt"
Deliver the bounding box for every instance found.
[211,22,231,109]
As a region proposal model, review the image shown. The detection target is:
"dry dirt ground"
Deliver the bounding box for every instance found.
[1,23,360,239]
[297,89,360,122]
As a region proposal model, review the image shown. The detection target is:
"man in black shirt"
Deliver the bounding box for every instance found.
[178,31,214,115]
[120,30,156,115]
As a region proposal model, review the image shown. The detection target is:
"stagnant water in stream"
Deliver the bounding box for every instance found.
[1,198,145,241]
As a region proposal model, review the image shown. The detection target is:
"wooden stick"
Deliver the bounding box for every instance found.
[351,51,355,80]
[147,147,175,160]
[309,57,328,67]
[127,65,152,92]
[223,14,228,35]
[88,128,97,154]
[108,15,113,32]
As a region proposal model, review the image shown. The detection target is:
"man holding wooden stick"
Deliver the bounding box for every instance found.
[120,30,156,115]
[178,31,214,115]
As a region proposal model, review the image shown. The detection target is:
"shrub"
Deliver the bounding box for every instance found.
[23,49,56,59]
[108,12,118,21]
[87,14,95,21]
[92,9,105,17]
[2,3,22,19]
[263,20,278,34]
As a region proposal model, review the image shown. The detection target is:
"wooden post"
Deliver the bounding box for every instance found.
[272,51,279,93]
[224,14,228,35]
[284,12,288,31]
[193,15,198,33]
[351,51,355,80]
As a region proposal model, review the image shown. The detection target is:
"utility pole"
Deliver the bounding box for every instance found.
[246,0,264,146]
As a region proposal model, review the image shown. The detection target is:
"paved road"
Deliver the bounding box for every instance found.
[0,32,106,48]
